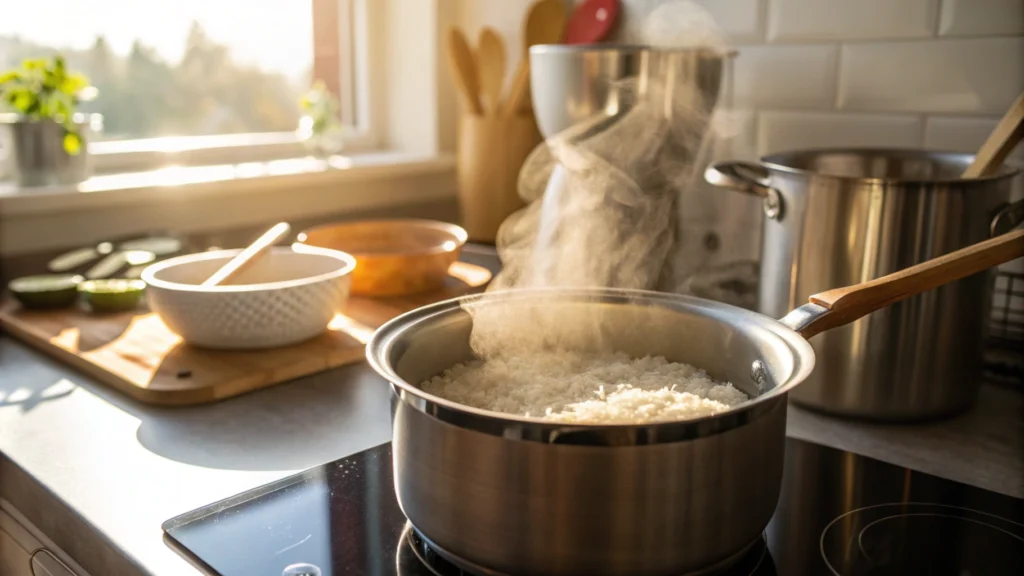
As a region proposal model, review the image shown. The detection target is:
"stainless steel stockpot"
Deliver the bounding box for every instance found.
[374,290,804,576]
[705,149,1023,420]
[367,228,1023,576]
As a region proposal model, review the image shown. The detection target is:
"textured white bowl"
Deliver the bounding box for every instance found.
[142,246,356,350]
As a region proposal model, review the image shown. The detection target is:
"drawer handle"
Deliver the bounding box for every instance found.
[30,548,77,576]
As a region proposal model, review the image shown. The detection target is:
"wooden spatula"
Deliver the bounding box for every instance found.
[202,222,291,287]
[962,92,1024,179]
[446,28,484,115]
[477,27,507,115]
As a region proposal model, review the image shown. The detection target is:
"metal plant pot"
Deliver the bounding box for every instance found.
[0,114,99,187]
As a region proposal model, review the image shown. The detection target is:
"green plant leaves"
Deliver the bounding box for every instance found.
[63,132,82,155]
[0,70,22,84]
[0,55,92,154]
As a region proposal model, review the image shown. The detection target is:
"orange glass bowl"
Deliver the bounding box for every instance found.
[298,219,468,297]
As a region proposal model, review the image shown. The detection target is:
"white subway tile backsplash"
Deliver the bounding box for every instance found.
[757,111,923,155]
[767,0,938,42]
[939,0,1024,37]
[714,108,759,161]
[692,0,764,42]
[924,116,1024,159]
[613,0,763,43]
[732,44,838,108]
[839,38,1024,114]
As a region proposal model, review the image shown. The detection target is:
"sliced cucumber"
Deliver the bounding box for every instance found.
[78,279,147,313]
[84,250,155,280]
[8,274,84,309]
[48,242,113,272]
[119,236,182,256]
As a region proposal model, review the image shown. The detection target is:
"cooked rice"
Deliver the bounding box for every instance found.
[421,352,748,424]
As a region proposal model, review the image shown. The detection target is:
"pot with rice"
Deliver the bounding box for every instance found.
[369,231,1023,576]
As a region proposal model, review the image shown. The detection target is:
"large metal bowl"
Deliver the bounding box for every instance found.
[529,44,730,141]
[369,288,813,576]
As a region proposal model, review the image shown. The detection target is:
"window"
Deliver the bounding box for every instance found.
[1,0,372,170]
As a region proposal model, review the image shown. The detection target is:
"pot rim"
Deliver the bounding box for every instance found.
[530,44,739,58]
[0,112,102,125]
[759,147,1020,185]
[367,287,815,445]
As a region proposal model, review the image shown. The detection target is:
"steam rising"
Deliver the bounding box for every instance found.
[470,1,732,359]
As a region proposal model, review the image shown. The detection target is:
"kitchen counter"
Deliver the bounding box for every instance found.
[1,305,1022,574]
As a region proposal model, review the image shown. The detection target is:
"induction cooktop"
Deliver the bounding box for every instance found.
[163,438,1024,576]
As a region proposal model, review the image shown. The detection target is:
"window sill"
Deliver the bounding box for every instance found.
[0,152,457,256]
[0,152,454,216]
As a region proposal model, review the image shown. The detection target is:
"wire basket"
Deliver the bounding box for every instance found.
[984,269,1024,385]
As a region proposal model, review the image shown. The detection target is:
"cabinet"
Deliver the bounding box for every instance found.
[0,501,87,576]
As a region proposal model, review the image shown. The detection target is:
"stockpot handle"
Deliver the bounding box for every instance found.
[781,228,1024,339]
[704,161,784,220]
[991,198,1024,236]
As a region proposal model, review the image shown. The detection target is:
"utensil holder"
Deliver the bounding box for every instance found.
[456,113,541,243]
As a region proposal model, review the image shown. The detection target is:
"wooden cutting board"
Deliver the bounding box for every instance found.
[0,262,491,406]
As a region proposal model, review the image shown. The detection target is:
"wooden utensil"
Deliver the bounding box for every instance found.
[504,0,567,116]
[477,27,507,115]
[796,228,1024,338]
[962,92,1024,179]
[202,222,290,287]
[446,28,484,115]
[565,0,620,44]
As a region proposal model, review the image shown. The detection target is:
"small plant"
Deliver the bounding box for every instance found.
[0,56,94,155]
[297,80,344,156]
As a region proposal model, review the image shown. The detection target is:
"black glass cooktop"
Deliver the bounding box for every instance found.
[163,438,1024,576]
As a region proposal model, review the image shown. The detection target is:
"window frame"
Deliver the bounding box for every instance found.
[86,0,382,175]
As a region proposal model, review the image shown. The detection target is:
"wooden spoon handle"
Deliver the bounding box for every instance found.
[962,92,1024,178]
[447,28,484,115]
[202,222,291,287]
[790,228,1024,338]
[503,60,531,116]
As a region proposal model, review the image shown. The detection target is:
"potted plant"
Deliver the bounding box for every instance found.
[296,80,345,157]
[0,55,100,186]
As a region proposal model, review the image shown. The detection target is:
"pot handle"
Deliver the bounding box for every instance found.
[991,198,1024,236]
[781,228,1024,339]
[704,161,784,220]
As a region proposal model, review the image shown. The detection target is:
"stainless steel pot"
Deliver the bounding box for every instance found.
[705,149,1023,420]
[0,113,98,186]
[367,230,1024,576]
[529,44,730,140]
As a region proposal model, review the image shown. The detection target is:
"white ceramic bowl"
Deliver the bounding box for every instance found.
[142,246,356,349]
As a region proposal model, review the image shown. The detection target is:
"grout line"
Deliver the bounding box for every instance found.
[933,0,945,37]
[764,33,1019,46]
[758,0,770,43]
[832,42,844,111]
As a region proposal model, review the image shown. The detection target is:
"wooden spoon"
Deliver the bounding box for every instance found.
[446,28,484,115]
[504,0,567,116]
[962,92,1024,178]
[202,222,290,287]
[477,27,507,115]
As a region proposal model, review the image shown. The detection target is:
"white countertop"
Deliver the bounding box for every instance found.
[1,336,1021,576]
